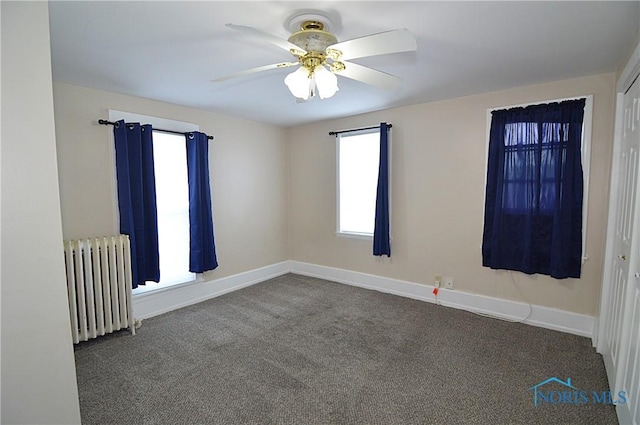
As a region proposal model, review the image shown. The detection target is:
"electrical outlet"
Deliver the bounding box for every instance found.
[444,276,454,289]
[434,274,442,288]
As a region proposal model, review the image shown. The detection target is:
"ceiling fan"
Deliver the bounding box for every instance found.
[211,13,417,101]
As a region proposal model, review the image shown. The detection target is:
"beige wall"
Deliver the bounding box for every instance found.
[54,73,616,316]
[53,82,289,280]
[288,73,616,316]
[1,2,81,423]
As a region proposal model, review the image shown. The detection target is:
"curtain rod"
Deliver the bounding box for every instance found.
[98,119,214,140]
[328,124,392,136]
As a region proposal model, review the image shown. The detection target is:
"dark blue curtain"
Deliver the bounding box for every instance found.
[186,132,218,273]
[113,120,160,288]
[482,99,585,279]
[373,122,391,256]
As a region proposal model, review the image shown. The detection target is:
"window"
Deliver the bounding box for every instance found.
[337,128,382,237]
[482,97,591,279]
[502,121,571,213]
[151,131,196,287]
[109,111,199,294]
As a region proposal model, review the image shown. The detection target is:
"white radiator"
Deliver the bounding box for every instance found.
[63,235,135,344]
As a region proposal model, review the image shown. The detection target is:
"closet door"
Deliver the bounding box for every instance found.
[601,76,639,385]
[615,75,640,425]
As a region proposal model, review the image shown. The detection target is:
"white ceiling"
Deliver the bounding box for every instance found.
[48,1,640,127]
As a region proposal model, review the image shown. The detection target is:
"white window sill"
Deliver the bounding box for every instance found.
[132,274,203,298]
[336,231,373,241]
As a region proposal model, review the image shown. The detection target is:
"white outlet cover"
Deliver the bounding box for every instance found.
[444,277,454,289]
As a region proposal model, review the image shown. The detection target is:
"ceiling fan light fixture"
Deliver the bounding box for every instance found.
[284,65,338,101]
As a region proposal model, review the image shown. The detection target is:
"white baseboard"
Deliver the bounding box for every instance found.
[132,262,290,320]
[289,261,595,338]
[132,260,594,338]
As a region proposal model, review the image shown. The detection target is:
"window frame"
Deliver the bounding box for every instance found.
[335,127,391,239]
[108,110,203,295]
[483,95,593,263]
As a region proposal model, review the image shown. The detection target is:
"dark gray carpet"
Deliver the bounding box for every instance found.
[75,273,617,424]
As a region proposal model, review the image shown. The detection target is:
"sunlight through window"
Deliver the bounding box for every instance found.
[338,130,381,236]
[152,132,196,286]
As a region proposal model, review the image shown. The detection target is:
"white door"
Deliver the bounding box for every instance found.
[615,75,640,425]
[602,76,639,380]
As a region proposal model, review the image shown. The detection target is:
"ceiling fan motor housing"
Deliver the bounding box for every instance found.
[288,20,344,73]
[288,21,338,53]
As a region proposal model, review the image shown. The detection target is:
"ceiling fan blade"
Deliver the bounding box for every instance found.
[211,62,298,83]
[334,61,403,90]
[226,24,306,55]
[329,29,416,61]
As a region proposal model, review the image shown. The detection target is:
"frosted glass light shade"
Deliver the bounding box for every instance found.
[314,65,339,99]
[284,67,312,100]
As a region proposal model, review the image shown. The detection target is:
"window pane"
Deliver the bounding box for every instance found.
[339,131,380,234]
[152,132,195,285]
[502,122,569,213]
